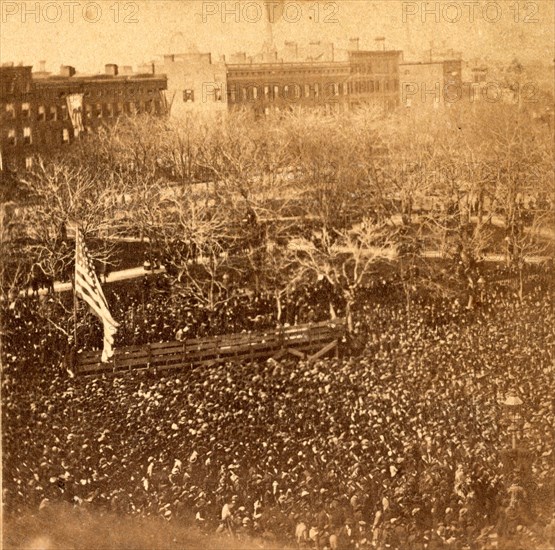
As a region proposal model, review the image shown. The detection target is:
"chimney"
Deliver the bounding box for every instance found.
[137,62,155,74]
[105,63,118,76]
[230,52,247,63]
[60,65,76,77]
[319,42,334,62]
[260,51,278,63]
[163,54,175,64]
[349,37,360,51]
[285,41,298,60]
[39,60,46,72]
[121,65,133,75]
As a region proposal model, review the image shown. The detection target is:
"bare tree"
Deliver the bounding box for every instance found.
[155,115,209,185]
[381,110,437,225]
[290,219,398,332]
[122,180,237,312]
[480,103,553,298]
[285,110,370,231]
[0,202,33,301]
[19,159,120,284]
[502,212,551,301]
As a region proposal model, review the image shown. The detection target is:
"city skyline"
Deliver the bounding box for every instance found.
[1,0,554,74]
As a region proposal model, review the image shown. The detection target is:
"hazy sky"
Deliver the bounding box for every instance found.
[1,0,553,73]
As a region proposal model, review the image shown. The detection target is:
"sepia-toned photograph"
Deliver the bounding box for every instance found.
[1,1,554,548]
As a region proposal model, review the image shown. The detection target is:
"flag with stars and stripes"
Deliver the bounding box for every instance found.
[66,93,85,136]
[75,229,119,362]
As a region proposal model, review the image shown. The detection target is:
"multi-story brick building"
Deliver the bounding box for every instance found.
[225,45,402,115]
[1,65,35,172]
[347,49,402,110]
[225,60,352,115]
[1,63,167,173]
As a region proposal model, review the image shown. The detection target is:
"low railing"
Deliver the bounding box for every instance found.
[76,319,346,376]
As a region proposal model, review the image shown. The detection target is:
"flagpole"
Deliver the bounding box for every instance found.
[73,228,79,350]
[73,279,78,346]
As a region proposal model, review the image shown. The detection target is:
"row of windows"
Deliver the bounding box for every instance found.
[228,82,347,103]
[82,100,162,118]
[4,102,33,118]
[230,68,348,79]
[1,155,35,171]
[5,127,71,146]
[227,80,399,103]
[1,80,33,95]
[5,100,160,145]
[80,86,161,98]
[34,86,162,101]
[252,102,343,116]
[6,127,33,145]
[1,156,34,172]
[351,59,397,74]
[350,79,399,94]
[3,99,163,121]
[4,102,68,121]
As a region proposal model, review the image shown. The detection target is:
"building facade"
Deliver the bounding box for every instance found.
[399,59,463,109]
[225,49,401,116]
[226,60,351,115]
[1,64,167,173]
[347,50,401,110]
[154,53,227,118]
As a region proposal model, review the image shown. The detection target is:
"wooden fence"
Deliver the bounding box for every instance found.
[76,319,346,376]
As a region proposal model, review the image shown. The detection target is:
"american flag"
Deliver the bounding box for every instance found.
[66,93,85,136]
[75,229,119,362]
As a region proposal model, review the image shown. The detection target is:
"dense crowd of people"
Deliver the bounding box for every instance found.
[2,273,554,549]
[74,272,341,350]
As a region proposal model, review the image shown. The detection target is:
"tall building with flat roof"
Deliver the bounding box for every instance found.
[226,60,352,115]
[154,41,402,119]
[1,64,167,174]
[225,47,402,116]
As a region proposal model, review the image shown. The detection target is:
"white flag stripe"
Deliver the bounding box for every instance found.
[102,326,116,360]
[88,269,118,324]
[76,286,110,322]
[75,272,118,327]
[101,345,113,362]
[76,280,118,334]
[75,258,115,317]
[75,262,103,297]
[75,275,118,327]
[75,270,118,326]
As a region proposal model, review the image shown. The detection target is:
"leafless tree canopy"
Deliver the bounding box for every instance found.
[3,103,553,321]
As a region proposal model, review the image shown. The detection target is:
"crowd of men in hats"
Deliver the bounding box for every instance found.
[2,271,554,549]
[69,273,343,352]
